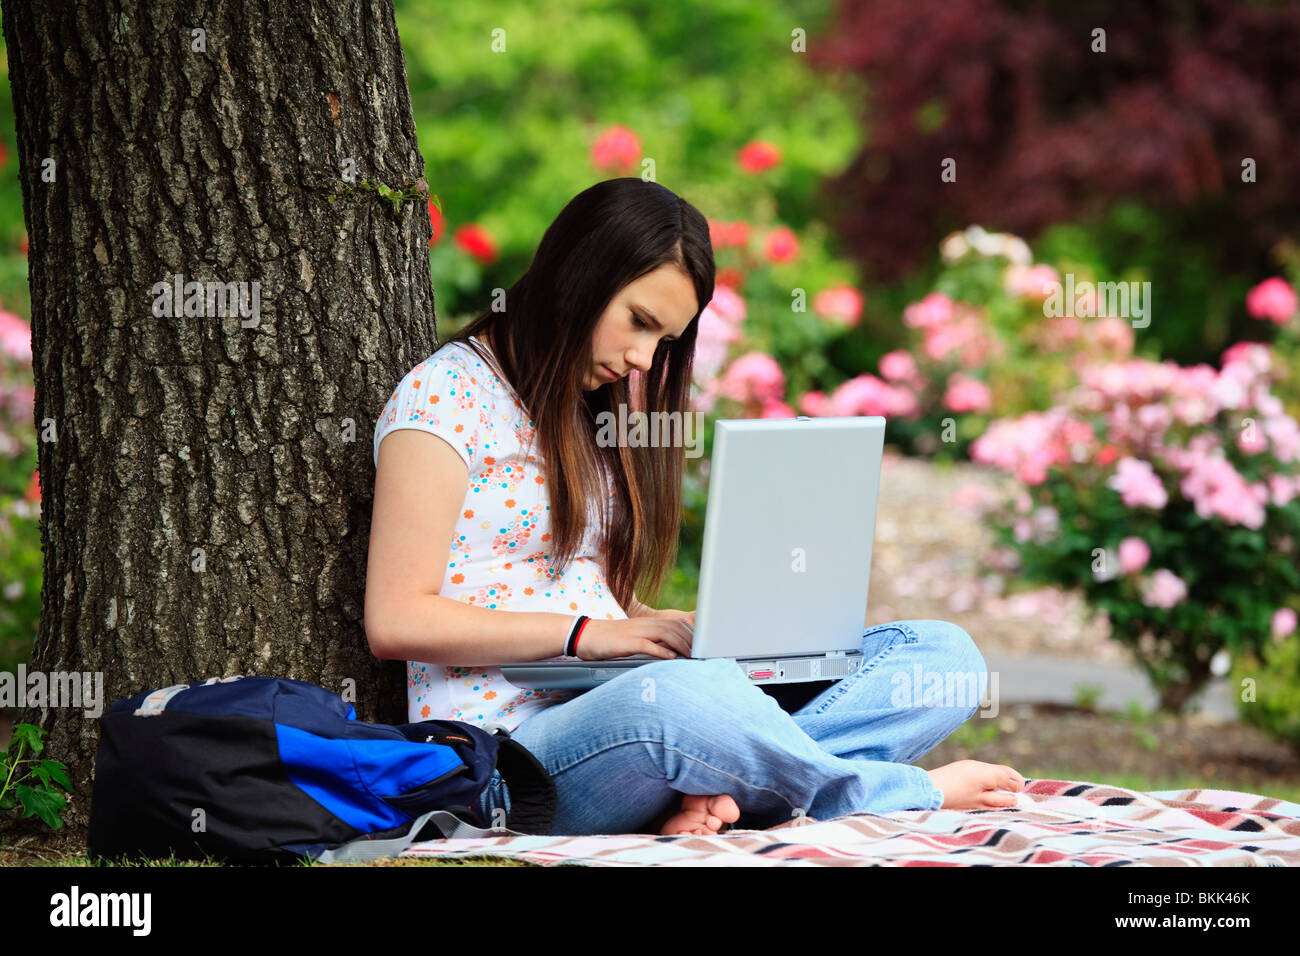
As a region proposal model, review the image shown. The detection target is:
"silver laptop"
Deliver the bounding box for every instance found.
[500,415,885,690]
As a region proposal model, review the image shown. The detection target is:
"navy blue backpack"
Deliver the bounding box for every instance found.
[87,675,557,864]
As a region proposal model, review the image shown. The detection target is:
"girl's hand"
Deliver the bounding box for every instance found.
[648,608,696,628]
[576,615,694,661]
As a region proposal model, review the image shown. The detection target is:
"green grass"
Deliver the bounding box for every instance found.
[945,718,1004,749]
[1,847,535,867]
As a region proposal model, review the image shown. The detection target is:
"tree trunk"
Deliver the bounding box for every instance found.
[1,0,437,854]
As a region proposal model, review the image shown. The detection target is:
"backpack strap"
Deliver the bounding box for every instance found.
[312,809,529,864]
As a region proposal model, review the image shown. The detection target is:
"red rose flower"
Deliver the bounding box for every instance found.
[454,224,497,265]
[590,125,641,172]
[763,226,798,264]
[737,140,781,174]
[716,268,745,291]
[428,200,444,245]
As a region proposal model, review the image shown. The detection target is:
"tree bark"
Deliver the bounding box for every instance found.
[1,0,437,853]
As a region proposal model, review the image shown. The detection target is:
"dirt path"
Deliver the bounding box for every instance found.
[870,449,1130,665]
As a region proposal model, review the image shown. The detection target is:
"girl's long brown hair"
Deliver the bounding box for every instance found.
[441,178,715,611]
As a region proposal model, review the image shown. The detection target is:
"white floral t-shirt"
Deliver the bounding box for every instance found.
[373,335,628,732]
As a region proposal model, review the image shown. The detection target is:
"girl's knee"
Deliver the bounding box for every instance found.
[914,620,986,681]
[893,620,987,720]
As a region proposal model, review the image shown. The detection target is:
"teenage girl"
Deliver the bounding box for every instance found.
[365,178,1025,836]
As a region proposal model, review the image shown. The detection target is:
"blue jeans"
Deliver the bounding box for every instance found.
[476,620,987,835]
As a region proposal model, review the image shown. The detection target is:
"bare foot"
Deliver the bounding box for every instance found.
[926,760,1026,810]
[658,794,741,836]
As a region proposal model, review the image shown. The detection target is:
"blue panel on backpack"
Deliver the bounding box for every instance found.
[275,724,465,832]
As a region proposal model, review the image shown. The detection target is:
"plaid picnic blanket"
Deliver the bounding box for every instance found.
[401,778,1300,866]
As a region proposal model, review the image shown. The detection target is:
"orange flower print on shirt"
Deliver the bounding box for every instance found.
[585,563,611,602]
[492,509,536,556]
[460,582,512,610]
[476,460,527,495]
[444,367,477,411]
[449,532,471,567]
[421,704,431,718]
[523,550,561,583]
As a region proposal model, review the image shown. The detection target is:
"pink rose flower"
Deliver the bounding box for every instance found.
[1039,315,1083,348]
[0,309,32,364]
[706,284,747,326]
[1135,402,1173,436]
[885,385,921,418]
[942,373,992,414]
[798,390,832,417]
[1179,454,1267,528]
[1265,415,1300,463]
[1272,607,1298,639]
[1107,458,1169,510]
[1004,263,1058,300]
[829,374,894,417]
[1221,341,1273,380]
[718,352,785,405]
[1086,317,1135,357]
[760,399,796,418]
[878,349,919,383]
[1118,537,1150,574]
[812,284,863,327]
[1268,473,1297,508]
[969,411,1074,486]
[903,292,955,329]
[1245,277,1297,325]
[693,292,746,384]
[1140,569,1188,609]
[1237,419,1269,455]
[923,315,977,362]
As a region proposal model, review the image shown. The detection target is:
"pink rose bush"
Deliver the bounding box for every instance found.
[970,340,1300,713]
[814,228,1140,460]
